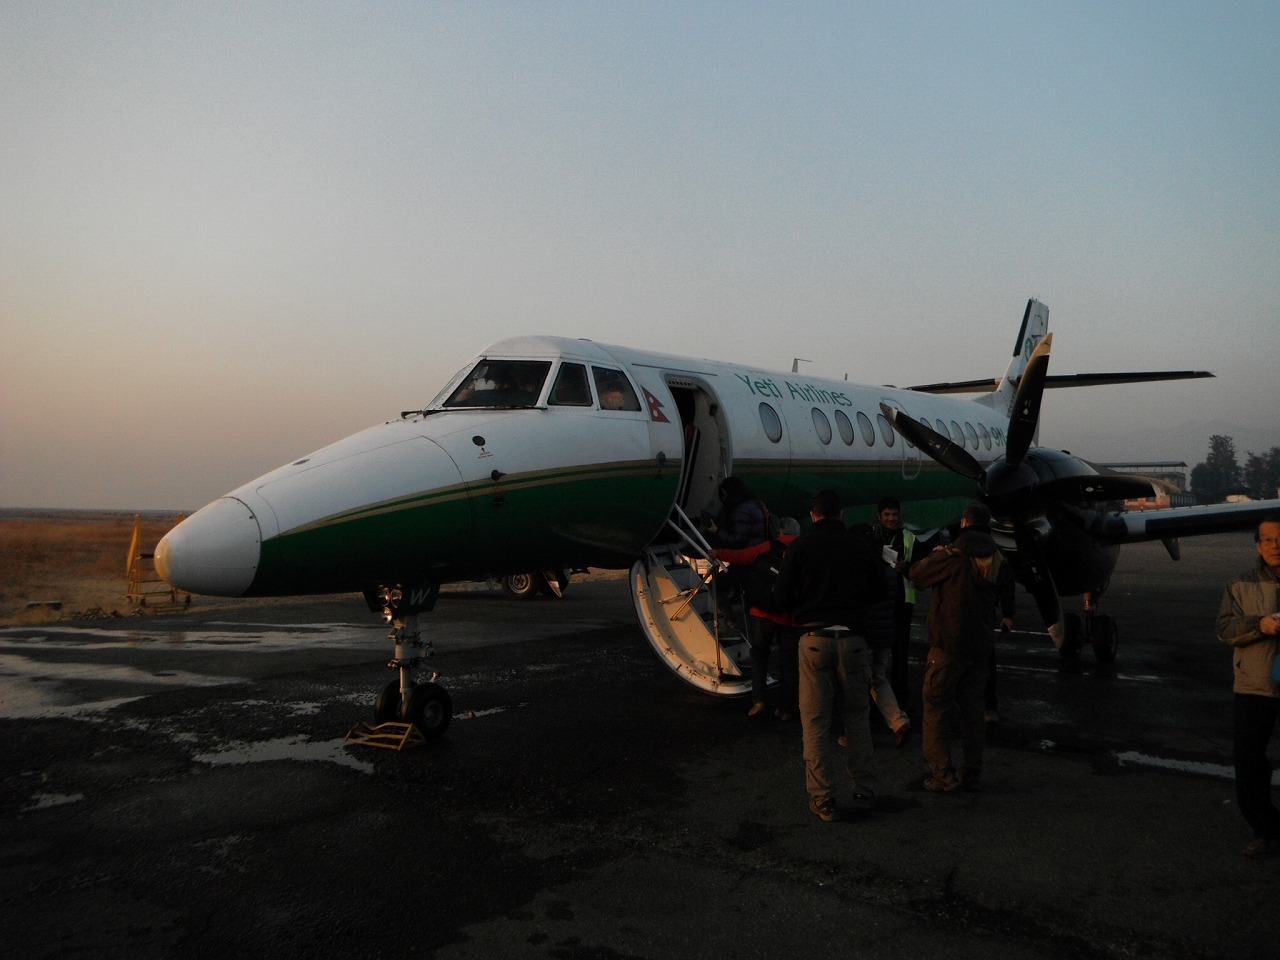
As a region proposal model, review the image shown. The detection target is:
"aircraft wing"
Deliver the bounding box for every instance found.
[908,371,1213,395]
[1100,499,1280,544]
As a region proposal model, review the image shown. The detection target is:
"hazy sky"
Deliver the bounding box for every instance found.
[3,1,1277,511]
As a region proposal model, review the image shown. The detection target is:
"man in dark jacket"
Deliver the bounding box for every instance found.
[706,476,769,549]
[706,476,770,624]
[774,489,888,821]
[909,501,1014,793]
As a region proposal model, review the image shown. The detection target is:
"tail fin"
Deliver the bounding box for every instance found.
[985,299,1049,421]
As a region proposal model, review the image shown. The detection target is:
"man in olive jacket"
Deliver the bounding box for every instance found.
[1216,517,1280,859]
[909,501,1014,793]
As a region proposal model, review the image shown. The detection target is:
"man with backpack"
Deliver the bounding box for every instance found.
[710,516,802,720]
[908,501,1015,793]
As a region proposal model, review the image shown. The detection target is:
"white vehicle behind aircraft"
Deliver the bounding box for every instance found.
[156,299,1280,735]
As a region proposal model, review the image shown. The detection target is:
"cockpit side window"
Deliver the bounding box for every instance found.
[548,362,593,406]
[443,360,551,408]
[592,366,641,411]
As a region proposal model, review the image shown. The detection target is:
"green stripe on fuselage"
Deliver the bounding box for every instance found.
[248,459,679,595]
[247,453,977,596]
[727,458,977,530]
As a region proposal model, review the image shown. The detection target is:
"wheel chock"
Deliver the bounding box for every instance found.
[344,720,426,751]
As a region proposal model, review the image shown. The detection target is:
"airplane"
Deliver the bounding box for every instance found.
[155,298,1280,736]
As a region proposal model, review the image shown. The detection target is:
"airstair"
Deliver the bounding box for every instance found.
[629,505,756,696]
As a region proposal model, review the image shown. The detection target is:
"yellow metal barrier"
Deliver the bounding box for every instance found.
[126,514,189,607]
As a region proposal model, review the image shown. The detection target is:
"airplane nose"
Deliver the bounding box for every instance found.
[155,497,262,596]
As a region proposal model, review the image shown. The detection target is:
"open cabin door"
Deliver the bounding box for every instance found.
[629,376,760,697]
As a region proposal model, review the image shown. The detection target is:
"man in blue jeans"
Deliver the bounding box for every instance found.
[1216,517,1280,859]
[774,489,891,821]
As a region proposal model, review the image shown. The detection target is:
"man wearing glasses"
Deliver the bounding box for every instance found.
[1217,518,1280,859]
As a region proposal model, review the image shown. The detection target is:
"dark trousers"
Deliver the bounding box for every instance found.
[1233,693,1280,841]
[923,646,989,780]
[749,616,799,713]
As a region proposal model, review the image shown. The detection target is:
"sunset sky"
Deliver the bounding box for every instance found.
[3,1,1277,511]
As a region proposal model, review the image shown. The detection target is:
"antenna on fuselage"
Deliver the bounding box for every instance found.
[791,358,811,373]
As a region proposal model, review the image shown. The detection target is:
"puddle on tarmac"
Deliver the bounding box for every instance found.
[195,736,374,774]
[0,653,241,719]
[1111,750,1280,784]
[23,791,86,812]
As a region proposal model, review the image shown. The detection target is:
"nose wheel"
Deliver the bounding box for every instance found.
[367,585,453,738]
[374,678,453,737]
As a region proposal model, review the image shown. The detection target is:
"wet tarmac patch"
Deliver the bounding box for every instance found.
[195,736,374,774]
[1113,749,1245,783]
[23,791,85,812]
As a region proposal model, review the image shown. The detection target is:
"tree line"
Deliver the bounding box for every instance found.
[1190,435,1280,503]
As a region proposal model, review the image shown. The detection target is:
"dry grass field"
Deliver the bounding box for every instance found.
[0,511,185,626]
[0,511,631,627]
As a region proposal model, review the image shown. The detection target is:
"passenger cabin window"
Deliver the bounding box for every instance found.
[856,411,876,446]
[592,366,641,411]
[949,421,964,446]
[759,403,783,443]
[444,360,551,408]
[964,422,979,448]
[976,422,992,450]
[834,409,855,445]
[877,413,896,447]
[548,363,592,406]
[812,408,833,445]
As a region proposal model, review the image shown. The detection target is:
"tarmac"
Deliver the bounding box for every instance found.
[1,532,1277,959]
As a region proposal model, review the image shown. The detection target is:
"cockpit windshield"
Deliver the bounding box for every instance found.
[442,360,552,408]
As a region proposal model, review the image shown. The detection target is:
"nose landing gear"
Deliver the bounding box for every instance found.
[366,585,453,738]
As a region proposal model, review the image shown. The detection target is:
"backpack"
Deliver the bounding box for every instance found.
[746,538,788,614]
[764,504,781,541]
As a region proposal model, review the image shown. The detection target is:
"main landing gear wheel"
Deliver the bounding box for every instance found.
[502,572,540,599]
[1089,613,1118,664]
[1059,612,1084,661]
[502,571,570,599]
[1057,608,1119,664]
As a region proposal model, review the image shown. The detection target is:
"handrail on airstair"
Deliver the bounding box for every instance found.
[661,503,743,672]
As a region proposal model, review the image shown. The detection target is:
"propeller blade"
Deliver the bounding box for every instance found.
[1012,522,1065,646]
[1005,333,1053,466]
[879,403,984,482]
